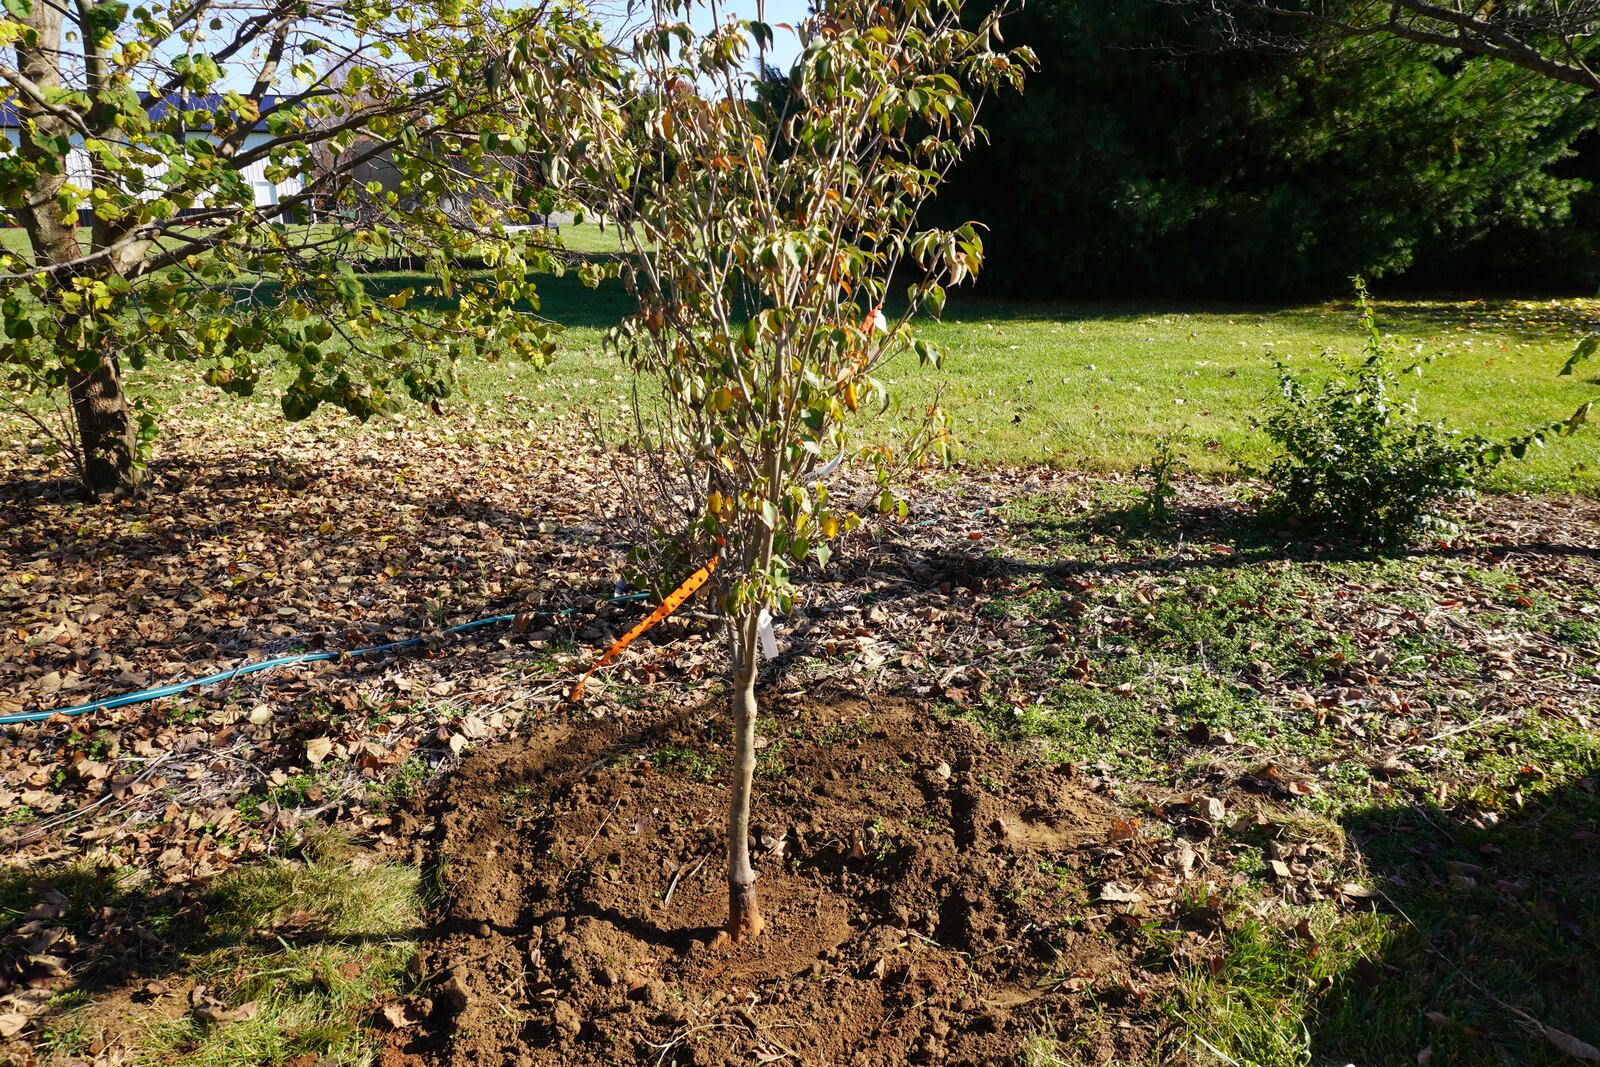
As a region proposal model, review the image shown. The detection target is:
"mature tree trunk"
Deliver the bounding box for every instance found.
[14,0,140,499]
[723,613,766,941]
[68,352,141,499]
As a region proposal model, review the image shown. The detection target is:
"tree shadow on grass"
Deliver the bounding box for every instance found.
[760,485,1600,682]
[1003,489,1324,564]
[923,294,1597,346]
[1311,778,1600,1066]
[997,489,1600,581]
[1,844,421,1055]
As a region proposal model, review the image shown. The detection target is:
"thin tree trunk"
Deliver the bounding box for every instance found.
[68,350,140,500]
[723,613,766,941]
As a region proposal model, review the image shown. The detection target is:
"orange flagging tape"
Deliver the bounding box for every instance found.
[570,556,719,701]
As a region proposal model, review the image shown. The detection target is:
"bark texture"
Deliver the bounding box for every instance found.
[68,353,141,499]
[15,0,141,499]
[723,625,766,941]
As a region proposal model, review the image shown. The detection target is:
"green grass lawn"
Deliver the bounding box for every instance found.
[0,220,630,262]
[13,837,422,1065]
[541,219,636,254]
[5,254,1596,493]
[463,278,1600,493]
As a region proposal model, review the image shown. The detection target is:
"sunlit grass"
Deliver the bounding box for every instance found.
[26,840,421,1067]
[456,288,1600,494]
[5,259,1594,494]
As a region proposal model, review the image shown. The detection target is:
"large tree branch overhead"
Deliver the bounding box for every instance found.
[1188,0,1600,92]
[0,0,594,498]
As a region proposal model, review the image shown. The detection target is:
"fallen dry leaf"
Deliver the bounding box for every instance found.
[1540,1024,1600,1063]
[1098,881,1143,904]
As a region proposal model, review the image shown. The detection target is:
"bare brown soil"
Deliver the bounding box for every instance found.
[401,696,1174,1066]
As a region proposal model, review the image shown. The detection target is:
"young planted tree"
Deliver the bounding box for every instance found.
[0,0,601,498]
[525,0,1031,939]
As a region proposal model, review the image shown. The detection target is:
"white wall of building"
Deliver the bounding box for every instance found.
[3,128,301,209]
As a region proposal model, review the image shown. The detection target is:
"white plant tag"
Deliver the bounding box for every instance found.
[757,608,779,660]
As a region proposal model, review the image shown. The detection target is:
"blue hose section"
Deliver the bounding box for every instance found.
[0,593,651,727]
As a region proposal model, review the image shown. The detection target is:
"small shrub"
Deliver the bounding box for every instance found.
[1258,282,1588,546]
[1136,434,1185,526]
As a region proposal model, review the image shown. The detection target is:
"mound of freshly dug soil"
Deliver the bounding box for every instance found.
[404,698,1172,1066]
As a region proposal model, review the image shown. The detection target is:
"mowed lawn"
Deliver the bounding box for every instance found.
[5,252,1597,494]
[470,276,1600,493]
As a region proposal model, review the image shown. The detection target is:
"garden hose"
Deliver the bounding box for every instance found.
[0,593,650,727]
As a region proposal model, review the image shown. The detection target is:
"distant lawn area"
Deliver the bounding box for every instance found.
[4,252,1596,494]
[462,278,1600,495]
[0,220,629,261]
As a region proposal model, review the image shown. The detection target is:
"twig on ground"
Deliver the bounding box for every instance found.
[34,752,175,835]
[562,798,622,883]
[1377,887,1600,1062]
[663,851,708,907]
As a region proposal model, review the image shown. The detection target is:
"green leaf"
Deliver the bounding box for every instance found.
[2,0,30,18]
[83,0,127,40]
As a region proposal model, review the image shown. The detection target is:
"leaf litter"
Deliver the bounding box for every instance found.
[3,402,1600,1061]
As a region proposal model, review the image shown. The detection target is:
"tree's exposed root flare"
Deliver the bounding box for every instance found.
[716,881,765,944]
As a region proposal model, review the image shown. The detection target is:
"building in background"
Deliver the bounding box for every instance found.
[1,93,303,228]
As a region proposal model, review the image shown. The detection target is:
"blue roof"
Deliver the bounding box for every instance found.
[0,92,280,131]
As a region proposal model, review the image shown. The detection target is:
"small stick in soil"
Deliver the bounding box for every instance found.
[579,752,624,777]
[906,928,967,956]
[562,798,623,883]
[646,1022,745,1066]
[664,852,709,906]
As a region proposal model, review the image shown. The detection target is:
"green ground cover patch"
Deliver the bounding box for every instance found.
[454,289,1600,493]
[16,839,420,1066]
[973,488,1600,1066]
